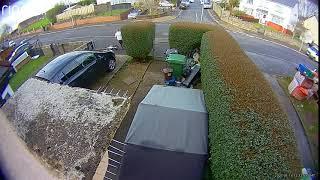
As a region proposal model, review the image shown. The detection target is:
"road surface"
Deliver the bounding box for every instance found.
[12,0,317,77]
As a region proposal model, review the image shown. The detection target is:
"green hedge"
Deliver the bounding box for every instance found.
[169,22,214,55]
[121,22,155,60]
[200,27,300,179]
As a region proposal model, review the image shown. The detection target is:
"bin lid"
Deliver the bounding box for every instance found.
[166,54,186,64]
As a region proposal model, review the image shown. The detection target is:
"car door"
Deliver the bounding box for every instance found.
[59,60,84,87]
[75,53,97,85]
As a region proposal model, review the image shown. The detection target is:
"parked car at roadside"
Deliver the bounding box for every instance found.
[8,41,16,47]
[128,9,141,19]
[19,39,28,45]
[35,51,116,88]
[181,0,190,7]
[203,0,212,8]
[306,43,319,62]
[179,2,188,9]
[159,0,174,7]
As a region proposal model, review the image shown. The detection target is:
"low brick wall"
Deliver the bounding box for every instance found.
[136,12,168,20]
[41,41,89,57]
[50,13,127,31]
[212,3,306,51]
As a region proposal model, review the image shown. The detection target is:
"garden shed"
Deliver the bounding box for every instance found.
[119,85,208,180]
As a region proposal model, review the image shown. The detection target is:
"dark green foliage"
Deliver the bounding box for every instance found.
[229,0,240,9]
[78,0,96,6]
[231,10,245,16]
[46,4,65,23]
[121,22,155,60]
[200,30,301,179]
[169,22,214,55]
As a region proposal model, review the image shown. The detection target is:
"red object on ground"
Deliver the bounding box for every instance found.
[301,78,314,89]
[291,86,308,101]
[265,21,292,35]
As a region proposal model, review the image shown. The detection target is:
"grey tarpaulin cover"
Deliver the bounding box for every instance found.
[119,85,208,180]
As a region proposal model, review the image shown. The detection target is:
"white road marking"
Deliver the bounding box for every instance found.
[195,12,198,22]
[177,9,182,17]
[201,7,204,22]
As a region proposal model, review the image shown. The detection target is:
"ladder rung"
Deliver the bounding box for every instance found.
[108,158,121,164]
[109,145,125,153]
[108,163,117,168]
[108,150,123,157]
[112,139,126,146]
[107,170,116,176]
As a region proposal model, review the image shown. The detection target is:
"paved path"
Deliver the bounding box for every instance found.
[263,73,315,169]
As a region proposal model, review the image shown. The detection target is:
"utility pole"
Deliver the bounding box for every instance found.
[66,0,75,27]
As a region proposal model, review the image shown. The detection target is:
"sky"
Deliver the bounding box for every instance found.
[0,0,79,32]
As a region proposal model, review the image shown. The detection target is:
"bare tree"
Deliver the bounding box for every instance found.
[0,24,12,36]
[298,0,318,19]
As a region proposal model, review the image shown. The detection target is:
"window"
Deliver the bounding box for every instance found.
[75,53,95,67]
[61,61,83,82]
[271,14,284,25]
[81,54,96,67]
[60,53,96,82]
[256,9,268,19]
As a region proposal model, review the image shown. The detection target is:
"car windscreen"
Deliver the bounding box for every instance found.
[130,10,139,13]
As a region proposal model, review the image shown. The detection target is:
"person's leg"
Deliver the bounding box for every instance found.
[119,40,123,48]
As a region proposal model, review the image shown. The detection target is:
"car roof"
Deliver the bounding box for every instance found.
[35,51,90,81]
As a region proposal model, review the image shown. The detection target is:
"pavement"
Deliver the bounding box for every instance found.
[263,73,315,169]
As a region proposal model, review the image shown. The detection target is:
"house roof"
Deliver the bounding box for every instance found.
[269,0,298,7]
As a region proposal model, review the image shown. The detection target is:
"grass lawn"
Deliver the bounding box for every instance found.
[277,76,319,169]
[253,22,279,32]
[97,9,129,16]
[22,18,51,33]
[10,56,51,91]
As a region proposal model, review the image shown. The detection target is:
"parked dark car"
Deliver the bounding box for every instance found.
[179,1,188,9]
[35,51,116,88]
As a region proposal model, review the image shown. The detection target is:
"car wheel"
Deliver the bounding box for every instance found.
[107,58,116,72]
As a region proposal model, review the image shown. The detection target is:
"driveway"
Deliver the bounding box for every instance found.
[9,0,317,170]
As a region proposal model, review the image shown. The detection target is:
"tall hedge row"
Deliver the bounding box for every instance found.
[200,27,300,178]
[121,22,155,60]
[169,22,214,55]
